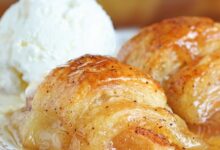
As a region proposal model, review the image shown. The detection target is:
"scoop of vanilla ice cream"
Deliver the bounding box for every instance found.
[0,0,116,95]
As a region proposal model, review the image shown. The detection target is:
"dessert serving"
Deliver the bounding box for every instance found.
[0,0,220,150]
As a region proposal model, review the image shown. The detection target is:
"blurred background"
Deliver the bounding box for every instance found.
[1,0,220,28]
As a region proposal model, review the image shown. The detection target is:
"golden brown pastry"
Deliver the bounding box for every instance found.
[9,55,204,150]
[118,17,220,149]
[118,17,220,85]
[165,51,220,149]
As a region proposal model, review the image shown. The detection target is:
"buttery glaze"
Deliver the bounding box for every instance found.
[165,52,220,149]
[9,55,204,150]
[118,17,220,149]
[118,17,220,85]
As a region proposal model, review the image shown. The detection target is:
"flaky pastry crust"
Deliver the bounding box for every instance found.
[10,55,204,150]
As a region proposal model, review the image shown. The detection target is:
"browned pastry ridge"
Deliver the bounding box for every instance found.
[118,16,220,149]
[9,55,204,150]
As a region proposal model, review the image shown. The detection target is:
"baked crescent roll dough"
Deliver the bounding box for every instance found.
[10,55,205,150]
[118,17,220,149]
[165,51,220,149]
[118,17,220,85]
